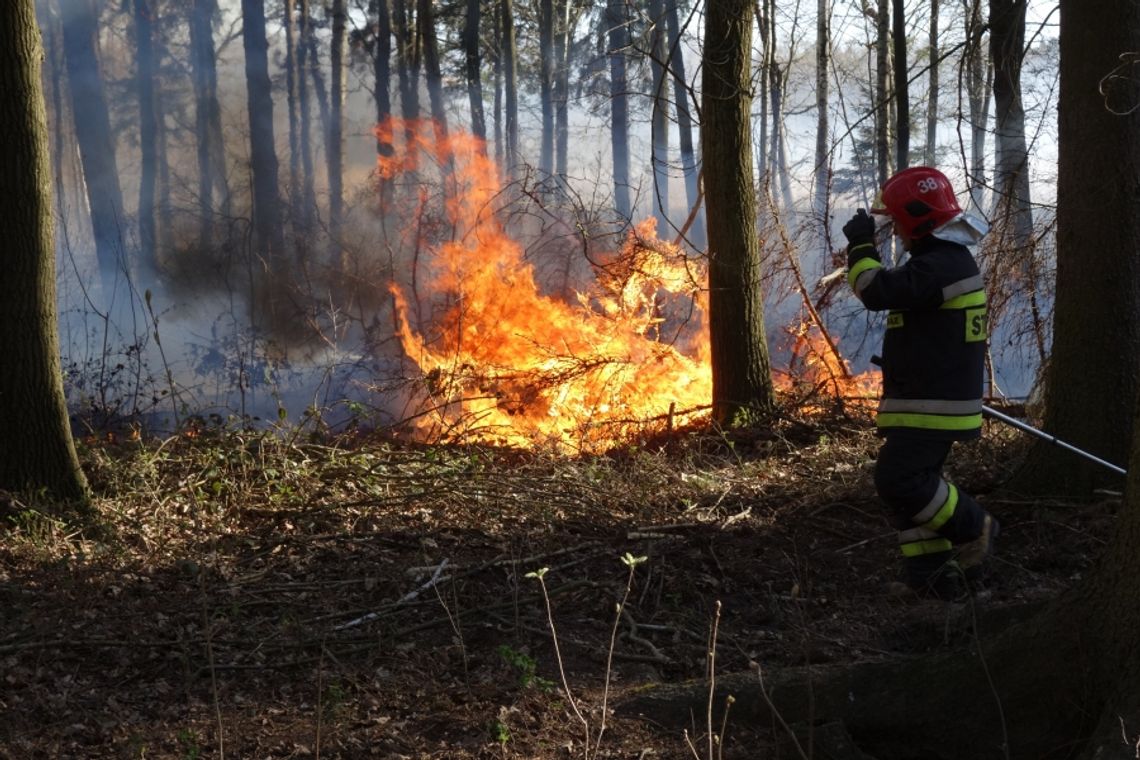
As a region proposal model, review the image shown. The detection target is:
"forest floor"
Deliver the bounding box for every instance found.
[0,407,1118,759]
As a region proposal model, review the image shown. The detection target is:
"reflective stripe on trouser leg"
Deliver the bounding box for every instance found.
[898,527,952,557]
[874,435,984,544]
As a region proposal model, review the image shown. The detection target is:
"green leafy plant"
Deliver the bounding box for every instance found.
[497,644,553,690]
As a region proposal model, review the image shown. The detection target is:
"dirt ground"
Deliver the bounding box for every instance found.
[0,412,1118,759]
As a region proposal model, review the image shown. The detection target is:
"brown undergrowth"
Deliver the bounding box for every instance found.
[0,409,1115,759]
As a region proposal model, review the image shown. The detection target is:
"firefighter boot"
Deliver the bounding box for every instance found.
[956,513,999,585]
[901,550,964,601]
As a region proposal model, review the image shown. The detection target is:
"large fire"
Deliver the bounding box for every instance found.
[377,120,876,451]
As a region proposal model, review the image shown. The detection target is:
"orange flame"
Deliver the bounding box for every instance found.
[774,323,880,410]
[377,120,878,449]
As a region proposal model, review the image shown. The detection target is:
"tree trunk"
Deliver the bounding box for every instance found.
[374,0,394,205]
[891,0,909,170]
[606,0,631,219]
[702,0,775,426]
[539,0,554,177]
[989,0,1034,245]
[190,0,229,252]
[463,0,486,145]
[298,0,317,237]
[492,0,503,165]
[649,0,670,234]
[1007,0,1140,499]
[666,0,703,248]
[394,0,420,130]
[0,0,90,506]
[330,0,346,265]
[813,0,830,235]
[284,0,300,229]
[61,0,127,306]
[925,0,939,166]
[766,23,794,217]
[134,0,158,274]
[755,0,769,183]
[418,0,447,140]
[553,0,572,181]
[964,0,990,213]
[875,0,890,183]
[500,0,519,180]
[240,0,285,268]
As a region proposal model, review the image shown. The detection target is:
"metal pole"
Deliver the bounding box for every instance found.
[983,405,1128,477]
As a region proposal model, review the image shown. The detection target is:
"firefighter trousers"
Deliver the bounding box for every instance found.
[873,434,987,588]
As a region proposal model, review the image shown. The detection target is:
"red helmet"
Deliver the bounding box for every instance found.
[870,166,962,238]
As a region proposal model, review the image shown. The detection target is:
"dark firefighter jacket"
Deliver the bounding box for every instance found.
[847,234,987,440]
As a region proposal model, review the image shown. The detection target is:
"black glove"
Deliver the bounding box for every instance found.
[843,208,876,248]
[843,208,879,268]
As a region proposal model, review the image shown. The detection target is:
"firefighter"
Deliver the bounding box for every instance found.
[843,166,998,599]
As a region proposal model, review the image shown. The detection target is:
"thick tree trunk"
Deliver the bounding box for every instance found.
[1008,0,1140,499]
[702,0,775,426]
[0,0,90,506]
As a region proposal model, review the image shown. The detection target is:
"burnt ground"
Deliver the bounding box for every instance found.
[0,411,1119,759]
